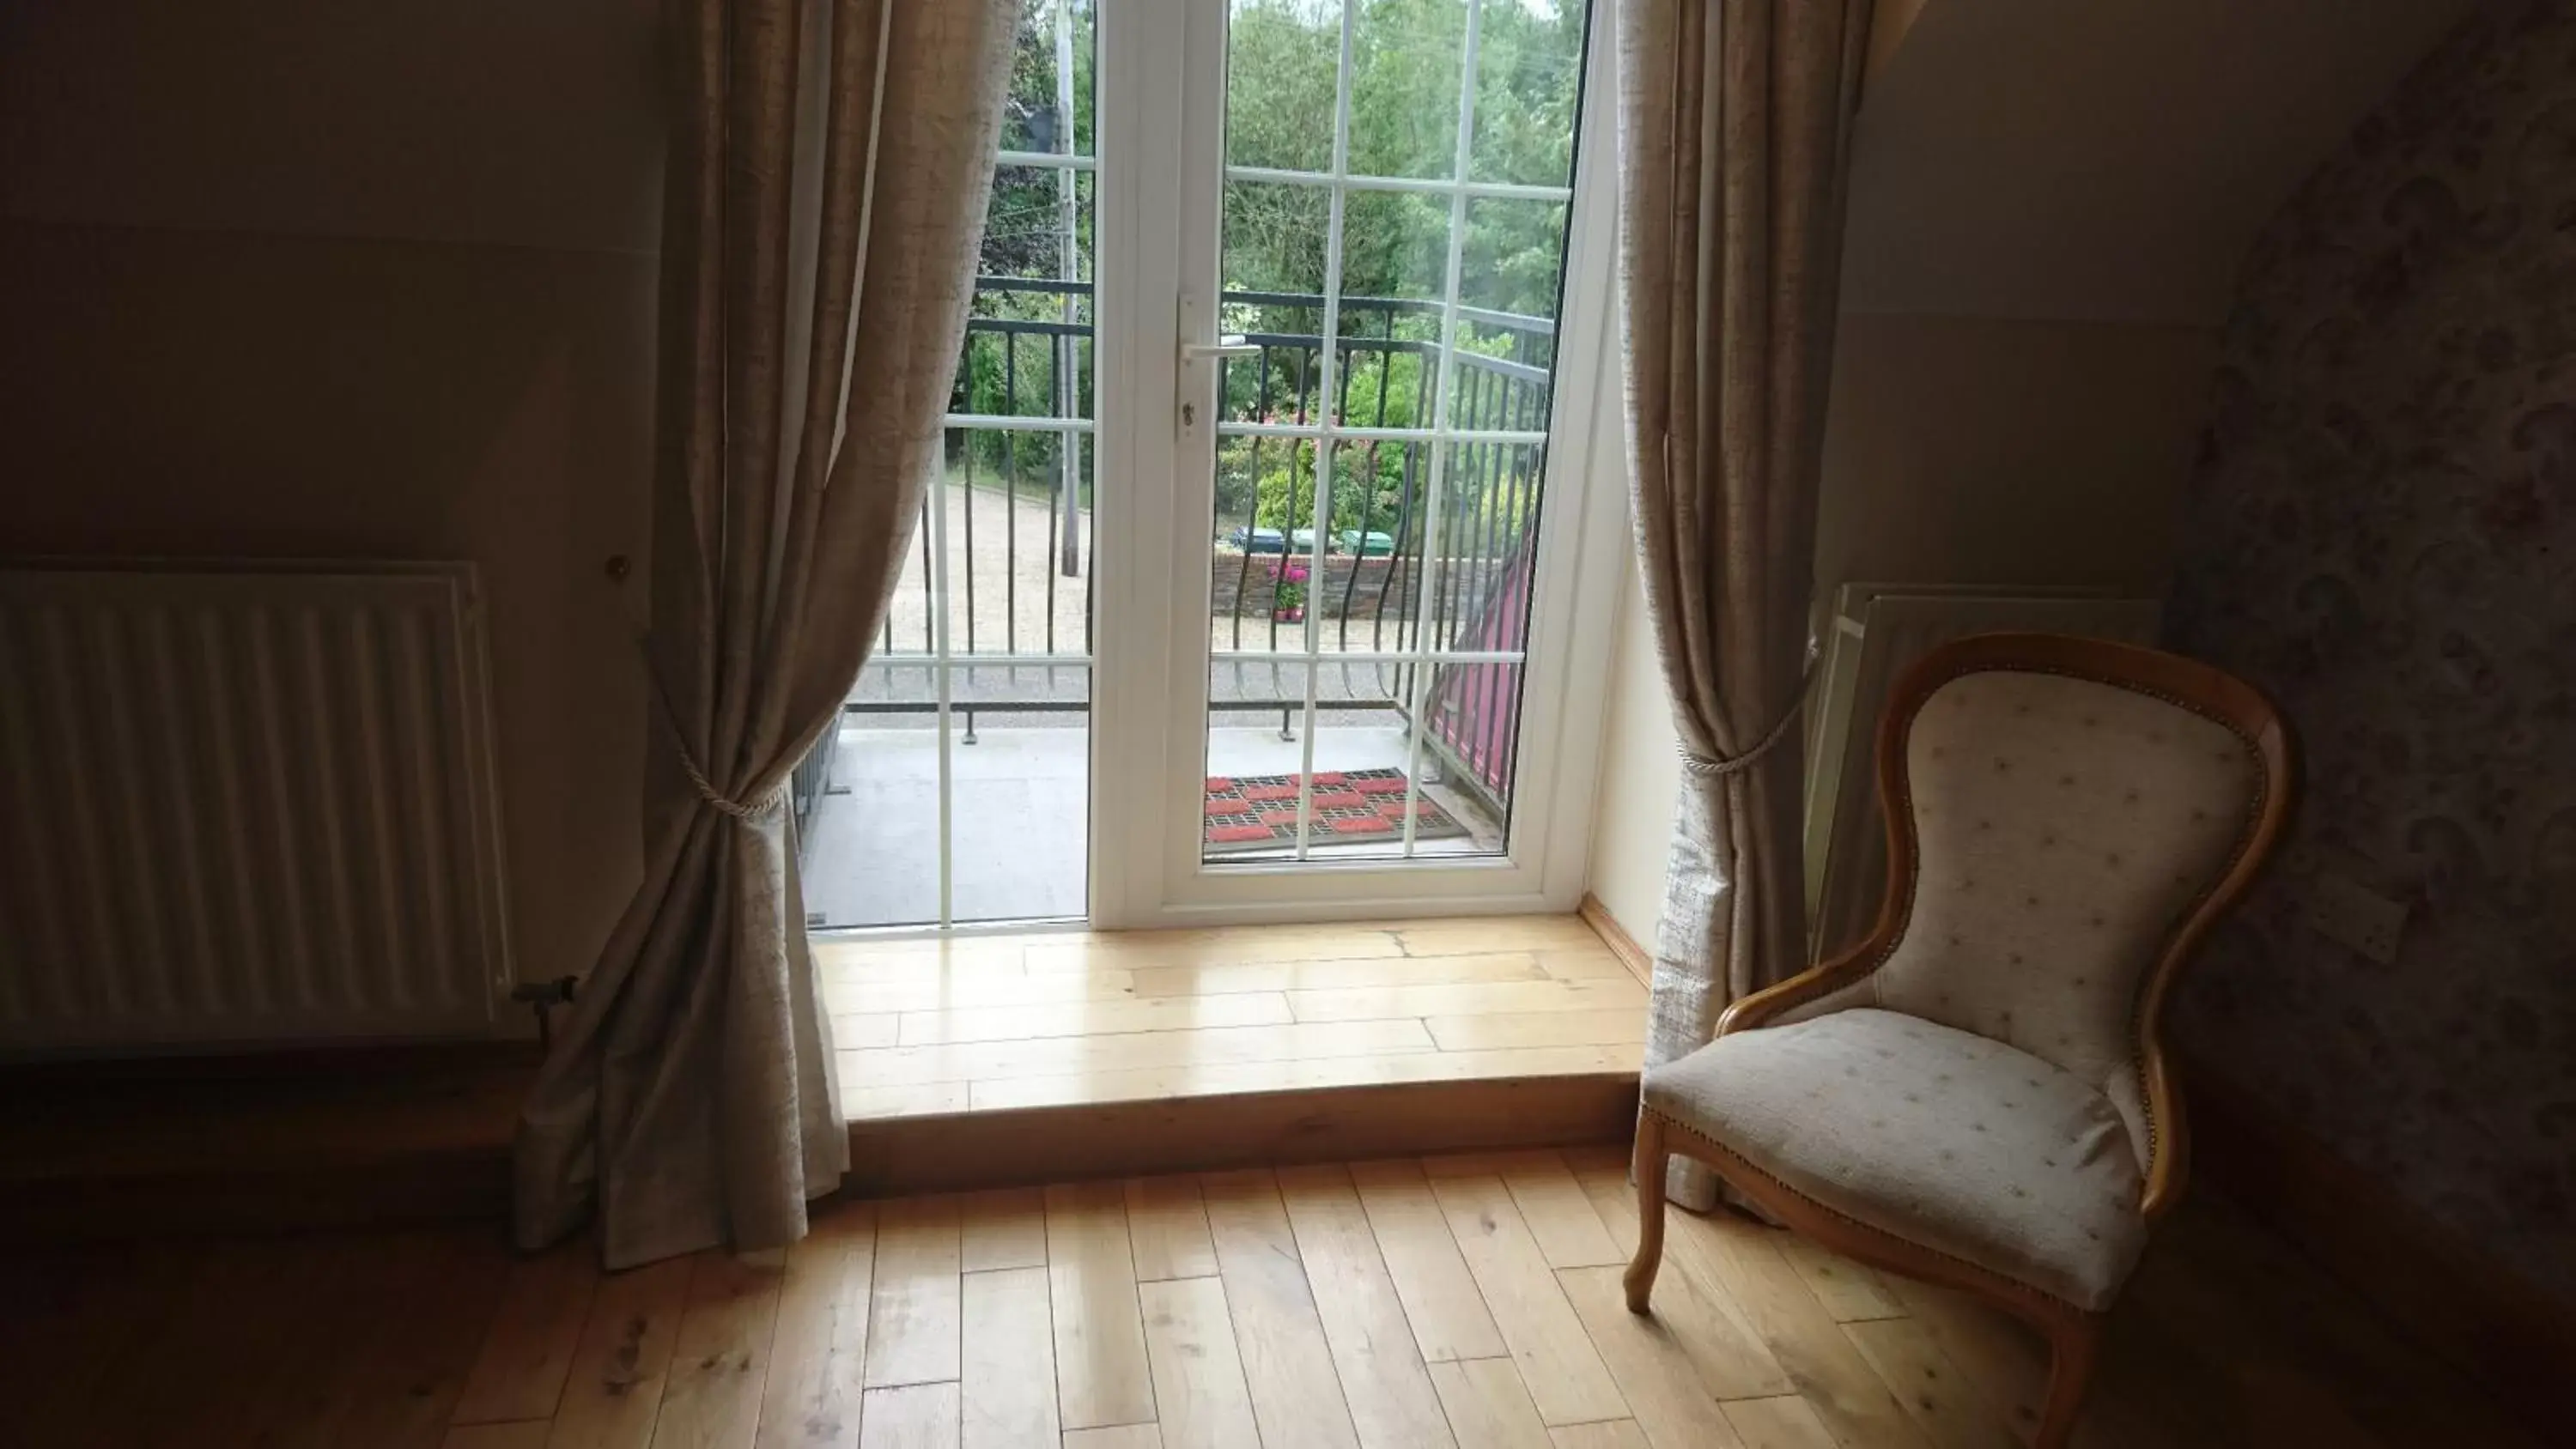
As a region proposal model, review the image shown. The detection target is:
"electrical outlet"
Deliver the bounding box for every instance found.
[2309,872,2408,965]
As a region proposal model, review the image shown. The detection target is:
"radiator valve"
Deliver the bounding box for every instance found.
[509,975,582,1048]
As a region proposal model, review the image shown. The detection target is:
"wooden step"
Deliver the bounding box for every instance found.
[0,1046,1633,1240]
[845,1071,1639,1197]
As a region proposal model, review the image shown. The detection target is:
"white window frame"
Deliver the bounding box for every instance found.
[1088,0,1628,929]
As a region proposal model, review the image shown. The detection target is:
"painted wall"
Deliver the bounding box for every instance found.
[1586,566,1680,947]
[2165,0,2576,1311]
[1840,0,2476,327]
[0,0,665,992]
[1583,0,2473,954]
[1810,314,2214,601]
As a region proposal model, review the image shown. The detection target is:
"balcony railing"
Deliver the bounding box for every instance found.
[843,281,1554,813]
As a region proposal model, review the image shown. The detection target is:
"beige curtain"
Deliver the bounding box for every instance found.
[514,0,1016,1268]
[1616,0,1868,1208]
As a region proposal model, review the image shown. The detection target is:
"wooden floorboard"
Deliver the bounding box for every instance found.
[0,1146,2537,1448]
[1045,1179,1157,1433]
[2,915,2545,1446]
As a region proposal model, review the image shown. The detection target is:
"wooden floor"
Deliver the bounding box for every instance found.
[1,1147,2534,1449]
[823,915,1649,1120]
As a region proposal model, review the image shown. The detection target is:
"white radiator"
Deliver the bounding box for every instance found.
[0,563,512,1052]
[1802,584,2162,963]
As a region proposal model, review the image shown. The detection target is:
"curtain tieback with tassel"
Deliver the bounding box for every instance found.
[1678,664,1819,779]
[634,636,789,822]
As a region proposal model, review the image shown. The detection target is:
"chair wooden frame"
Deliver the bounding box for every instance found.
[1621,633,2296,1448]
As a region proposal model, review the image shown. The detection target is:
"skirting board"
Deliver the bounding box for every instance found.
[1577,891,1655,989]
[2184,1054,2576,1444]
[840,1072,1640,1197]
[0,1046,532,1242]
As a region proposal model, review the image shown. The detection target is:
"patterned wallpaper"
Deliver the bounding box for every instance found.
[2165,0,2576,1310]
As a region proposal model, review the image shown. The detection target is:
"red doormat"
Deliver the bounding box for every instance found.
[1203,767,1470,856]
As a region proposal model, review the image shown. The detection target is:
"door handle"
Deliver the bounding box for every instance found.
[1181,335,1261,361]
[1176,290,1254,438]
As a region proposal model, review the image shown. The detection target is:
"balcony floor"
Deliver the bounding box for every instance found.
[800,721,1506,930]
[816,912,1648,1120]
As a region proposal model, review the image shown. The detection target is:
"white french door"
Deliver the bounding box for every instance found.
[814,0,1621,934]
[1089,0,1625,927]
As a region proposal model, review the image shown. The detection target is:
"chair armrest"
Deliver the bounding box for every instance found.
[2136,1030,2193,1222]
[1714,936,1888,1038]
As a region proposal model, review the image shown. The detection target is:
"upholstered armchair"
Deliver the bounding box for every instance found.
[1623,634,2293,1448]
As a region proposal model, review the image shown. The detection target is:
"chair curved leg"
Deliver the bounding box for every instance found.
[2032,1310,2103,1448]
[1624,1113,1668,1313]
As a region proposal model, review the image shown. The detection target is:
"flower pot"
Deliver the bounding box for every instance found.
[1272,605,1306,623]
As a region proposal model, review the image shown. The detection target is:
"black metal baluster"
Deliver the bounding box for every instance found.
[1278,346,1320,737]
[1338,306,1393,669]
[1494,365,1525,803]
[1494,380,1525,797]
[1231,348,1273,652]
[1461,366,1484,658]
[1335,327,1358,422]
[965,380,982,665]
[1370,305,1395,428]
[1044,368,1059,663]
[1076,429,1091,665]
[1005,367,1018,676]
[1374,445,1417,700]
[918,495,934,655]
[1504,373,1525,646]
[1334,437,1370,657]
[962,340,993,745]
[1438,373,1469,654]
[1410,329,1438,711]
[1484,373,1504,787]
[1331,323,1357,707]
[1273,346,1315,662]
[1477,369,1504,641]
[1472,374,1508,789]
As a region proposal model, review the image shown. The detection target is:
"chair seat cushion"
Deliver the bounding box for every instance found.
[1642,1008,2147,1310]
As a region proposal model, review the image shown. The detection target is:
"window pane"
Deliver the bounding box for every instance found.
[1348,0,1467,180]
[948,668,1091,924]
[803,708,939,928]
[1211,433,1320,651]
[1227,0,1342,173]
[936,429,1094,659]
[823,0,1097,933]
[1339,189,1450,304]
[1419,439,1540,655]
[1200,0,1591,872]
[1406,659,1520,855]
[979,167,1096,283]
[999,0,1098,157]
[1467,0,1586,185]
[1444,196,1565,421]
[1457,196,1570,319]
[1223,179,1331,295]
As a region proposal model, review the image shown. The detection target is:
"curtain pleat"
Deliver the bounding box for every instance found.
[1615,0,1870,1209]
[514,0,1017,1269]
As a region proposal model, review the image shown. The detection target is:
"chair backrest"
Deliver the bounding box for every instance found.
[1858,634,2293,1171]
